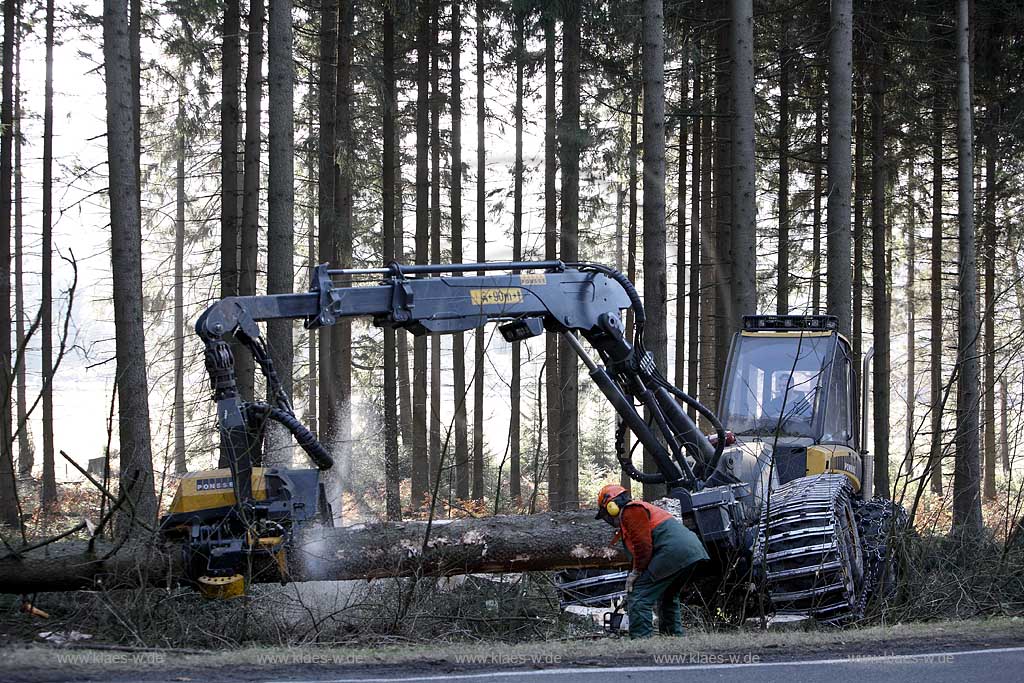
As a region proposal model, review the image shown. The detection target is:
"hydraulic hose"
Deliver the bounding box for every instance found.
[590,364,672,485]
[615,420,665,485]
[246,402,334,471]
[576,260,727,476]
[572,262,645,324]
[656,377,727,474]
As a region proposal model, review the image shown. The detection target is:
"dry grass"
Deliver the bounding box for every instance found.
[0,572,586,649]
[4,524,1024,650]
[877,532,1024,622]
[1,615,1021,672]
[199,615,1024,665]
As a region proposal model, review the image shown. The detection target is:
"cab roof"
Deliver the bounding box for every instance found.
[742,314,838,333]
[740,314,851,350]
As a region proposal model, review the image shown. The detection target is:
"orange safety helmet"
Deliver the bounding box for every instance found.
[595,484,629,519]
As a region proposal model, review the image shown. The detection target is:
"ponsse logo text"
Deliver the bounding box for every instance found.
[196,477,234,491]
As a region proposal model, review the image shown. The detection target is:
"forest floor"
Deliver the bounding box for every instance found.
[2,617,1022,682]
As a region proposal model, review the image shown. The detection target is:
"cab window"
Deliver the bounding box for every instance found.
[822,352,853,444]
[720,334,832,438]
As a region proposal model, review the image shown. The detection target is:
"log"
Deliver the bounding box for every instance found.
[0,541,178,594]
[0,511,628,594]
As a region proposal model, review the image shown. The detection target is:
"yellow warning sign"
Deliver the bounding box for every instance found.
[470,288,524,306]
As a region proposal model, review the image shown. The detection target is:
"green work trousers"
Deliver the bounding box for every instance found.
[627,559,704,638]
[625,520,709,638]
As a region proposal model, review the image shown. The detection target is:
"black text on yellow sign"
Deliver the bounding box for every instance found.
[470,288,524,306]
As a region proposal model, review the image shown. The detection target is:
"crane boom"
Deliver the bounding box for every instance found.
[195,261,725,516]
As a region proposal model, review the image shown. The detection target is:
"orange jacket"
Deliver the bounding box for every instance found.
[615,501,674,572]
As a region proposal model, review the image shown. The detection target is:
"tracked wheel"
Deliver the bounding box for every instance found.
[759,474,864,622]
[853,497,910,613]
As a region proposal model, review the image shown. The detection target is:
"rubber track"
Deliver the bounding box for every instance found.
[758,474,863,621]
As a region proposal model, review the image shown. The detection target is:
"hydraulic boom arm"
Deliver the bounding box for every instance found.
[196,261,726,513]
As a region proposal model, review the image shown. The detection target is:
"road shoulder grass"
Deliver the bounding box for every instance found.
[2,616,1022,681]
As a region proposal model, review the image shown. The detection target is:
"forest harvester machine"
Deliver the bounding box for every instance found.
[160,260,906,620]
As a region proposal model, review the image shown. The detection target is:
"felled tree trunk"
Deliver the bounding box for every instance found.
[0,511,628,594]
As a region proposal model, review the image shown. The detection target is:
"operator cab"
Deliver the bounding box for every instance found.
[719,315,862,490]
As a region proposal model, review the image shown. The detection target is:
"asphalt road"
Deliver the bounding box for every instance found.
[259,646,1024,683]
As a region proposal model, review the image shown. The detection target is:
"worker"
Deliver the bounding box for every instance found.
[596,484,709,638]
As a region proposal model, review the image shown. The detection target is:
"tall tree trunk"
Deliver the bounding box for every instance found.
[4,5,22,512]
[686,41,701,421]
[472,0,486,501]
[982,137,996,500]
[333,0,354,490]
[952,0,982,532]
[729,0,757,325]
[642,0,668,500]
[129,0,140,204]
[239,0,265,414]
[674,52,688,392]
[267,0,295,467]
[221,0,241,300]
[698,49,716,422]
[709,5,731,398]
[826,0,853,336]
[391,18,411,455]
[812,101,823,314]
[542,12,559,510]
[929,97,944,495]
[412,0,430,508]
[6,16,16,477]
[173,94,186,474]
[452,0,471,501]
[306,146,317,437]
[777,20,790,315]
[451,0,470,502]
[615,184,629,490]
[219,0,242,470]
[870,33,890,499]
[39,0,55,501]
[397,167,413,449]
[1012,226,1024,335]
[557,0,581,510]
[623,41,638,489]
[906,169,917,477]
[510,8,525,501]
[0,0,16,527]
[1000,378,1009,471]
[382,3,401,520]
[12,17,30,481]
[429,0,442,493]
[852,80,864,444]
[103,0,157,530]
[317,0,338,471]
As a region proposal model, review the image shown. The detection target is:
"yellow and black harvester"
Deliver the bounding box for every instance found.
[165,261,905,621]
